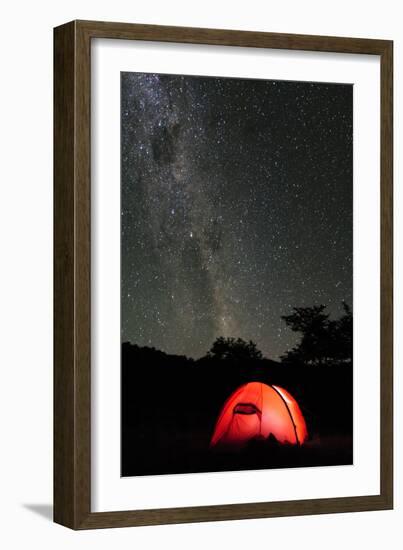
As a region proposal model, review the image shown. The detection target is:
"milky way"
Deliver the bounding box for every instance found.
[121,73,352,359]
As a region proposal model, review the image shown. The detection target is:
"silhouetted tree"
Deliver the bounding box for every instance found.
[330,302,353,361]
[281,303,352,366]
[207,337,263,362]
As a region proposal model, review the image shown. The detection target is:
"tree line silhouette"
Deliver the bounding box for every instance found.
[281,302,352,365]
[201,302,352,366]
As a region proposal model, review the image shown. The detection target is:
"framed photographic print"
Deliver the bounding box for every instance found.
[54,20,393,529]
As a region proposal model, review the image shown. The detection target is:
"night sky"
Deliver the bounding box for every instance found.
[121,72,352,360]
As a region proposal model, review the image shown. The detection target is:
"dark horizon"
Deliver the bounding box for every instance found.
[121,72,353,360]
[123,298,353,364]
[121,330,353,477]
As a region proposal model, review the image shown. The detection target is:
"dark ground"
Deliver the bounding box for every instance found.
[121,342,353,477]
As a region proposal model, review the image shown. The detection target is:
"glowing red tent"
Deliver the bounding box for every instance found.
[210,382,308,448]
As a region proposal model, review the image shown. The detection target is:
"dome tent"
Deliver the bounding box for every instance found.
[210,382,308,449]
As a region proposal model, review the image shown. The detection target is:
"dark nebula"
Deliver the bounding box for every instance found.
[121,72,352,359]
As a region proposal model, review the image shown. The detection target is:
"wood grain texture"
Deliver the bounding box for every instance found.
[380,41,393,507]
[54,20,393,530]
[54,21,92,529]
[54,21,77,528]
[74,19,390,54]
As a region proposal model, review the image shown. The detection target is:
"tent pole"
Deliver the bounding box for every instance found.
[271,385,300,445]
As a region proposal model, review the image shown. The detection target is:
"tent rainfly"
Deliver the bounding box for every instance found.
[210,382,308,448]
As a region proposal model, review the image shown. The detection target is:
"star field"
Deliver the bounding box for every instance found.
[121,73,353,359]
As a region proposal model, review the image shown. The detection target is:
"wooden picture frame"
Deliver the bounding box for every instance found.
[54,20,393,529]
